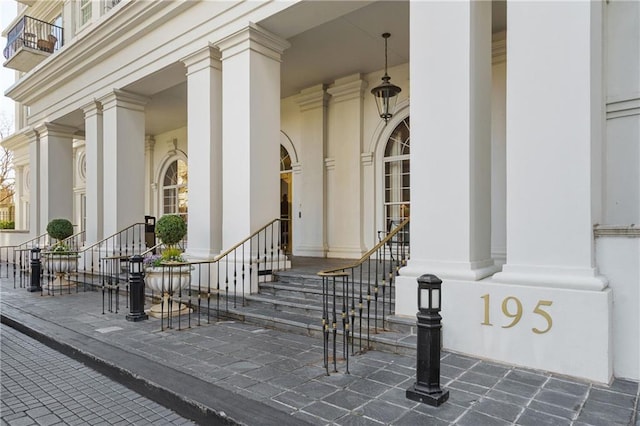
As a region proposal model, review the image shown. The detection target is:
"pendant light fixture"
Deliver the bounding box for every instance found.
[371,32,402,123]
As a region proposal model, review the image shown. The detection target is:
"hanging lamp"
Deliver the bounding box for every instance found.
[371,32,402,123]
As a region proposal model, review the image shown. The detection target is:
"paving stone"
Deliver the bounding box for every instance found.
[534,389,584,410]
[472,398,522,422]
[484,389,530,406]
[448,379,491,396]
[377,387,418,410]
[543,378,590,397]
[458,371,502,388]
[470,362,510,378]
[294,380,339,399]
[493,378,539,398]
[527,399,578,420]
[442,354,478,370]
[291,410,328,426]
[413,400,467,422]
[367,370,408,387]
[578,399,634,425]
[505,369,548,387]
[301,401,349,421]
[272,391,315,410]
[323,390,370,410]
[393,411,449,426]
[336,413,385,425]
[357,400,408,424]
[447,389,482,408]
[456,410,511,426]
[588,387,637,409]
[347,378,393,397]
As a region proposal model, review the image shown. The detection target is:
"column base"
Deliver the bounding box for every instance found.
[406,384,449,407]
[493,264,608,291]
[400,258,500,281]
[126,312,148,322]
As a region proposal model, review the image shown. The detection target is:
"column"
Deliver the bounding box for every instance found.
[294,84,328,257]
[181,46,222,258]
[216,24,290,248]
[26,129,39,236]
[491,32,507,267]
[144,136,155,215]
[398,0,495,296]
[82,101,103,245]
[493,1,606,290]
[99,90,147,237]
[13,165,23,230]
[34,123,75,234]
[326,74,367,258]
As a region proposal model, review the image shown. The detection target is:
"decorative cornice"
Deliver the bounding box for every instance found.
[81,100,103,118]
[492,31,506,64]
[294,84,329,112]
[145,136,156,151]
[361,152,374,167]
[327,74,367,103]
[292,162,302,174]
[606,96,640,120]
[99,89,149,113]
[324,157,335,171]
[594,225,640,238]
[34,122,78,139]
[181,44,222,74]
[215,23,290,62]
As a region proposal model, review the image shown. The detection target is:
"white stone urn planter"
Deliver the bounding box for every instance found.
[47,255,79,274]
[144,264,193,318]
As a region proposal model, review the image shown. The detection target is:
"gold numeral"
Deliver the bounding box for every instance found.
[501,296,523,328]
[532,300,553,334]
[480,294,493,326]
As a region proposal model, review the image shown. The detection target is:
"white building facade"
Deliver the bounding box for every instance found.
[1,0,638,384]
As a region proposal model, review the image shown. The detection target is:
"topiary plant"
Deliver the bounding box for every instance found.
[47,218,74,242]
[156,215,187,247]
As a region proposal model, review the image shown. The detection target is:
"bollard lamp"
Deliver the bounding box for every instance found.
[406,274,449,406]
[129,254,143,274]
[28,247,42,292]
[126,254,148,322]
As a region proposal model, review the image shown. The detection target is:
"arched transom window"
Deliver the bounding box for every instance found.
[383,117,410,234]
[162,159,188,224]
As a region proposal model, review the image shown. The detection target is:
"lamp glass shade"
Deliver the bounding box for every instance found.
[431,288,440,310]
[31,248,40,261]
[129,257,142,274]
[371,80,401,122]
[420,288,429,310]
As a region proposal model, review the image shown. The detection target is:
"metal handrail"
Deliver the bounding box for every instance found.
[318,217,410,276]
[80,222,146,253]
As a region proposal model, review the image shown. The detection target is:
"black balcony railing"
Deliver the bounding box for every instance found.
[3,16,63,60]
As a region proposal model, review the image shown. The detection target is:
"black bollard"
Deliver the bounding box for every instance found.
[28,247,42,292]
[126,255,148,322]
[406,274,449,406]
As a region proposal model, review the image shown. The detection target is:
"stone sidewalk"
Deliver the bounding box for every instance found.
[0,277,638,425]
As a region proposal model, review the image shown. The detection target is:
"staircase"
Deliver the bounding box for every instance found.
[215,256,418,356]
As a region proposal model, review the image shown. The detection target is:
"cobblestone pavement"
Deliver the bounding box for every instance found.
[0,324,195,426]
[1,276,638,425]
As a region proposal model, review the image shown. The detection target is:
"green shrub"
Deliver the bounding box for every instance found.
[0,221,14,229]
[156,215,186,246]
[47,218,74,241]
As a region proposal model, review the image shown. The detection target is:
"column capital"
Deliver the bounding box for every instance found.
[294,84,329,112]
[98,89,148,113]
[81,100,103,118]
[145,135,156,151]
[24,127,39,144]
[34,122,77,139]
[181,44,222,73]
[327,74,367,103]
[215,23,290,62]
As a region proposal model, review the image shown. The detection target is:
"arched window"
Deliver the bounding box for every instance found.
[383,117,410,235]
[162,159,188,225]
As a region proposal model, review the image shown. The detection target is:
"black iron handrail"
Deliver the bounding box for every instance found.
[318,218,410,374]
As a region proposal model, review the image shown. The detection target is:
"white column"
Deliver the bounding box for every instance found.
[491,32,507,267]
[294,84,328,257]
[99,90,147,237]
[34,123,75,233]
[82,101,103,245]
[26,130,39,236]
[216,24,290,248]
[398,1,495,297]
[144,136,155,215]
[326,74,367,258]
[493,1,606,290]
[13,165,23,230]
[182,46,222,258]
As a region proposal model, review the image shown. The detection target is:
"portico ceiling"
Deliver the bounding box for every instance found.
[67,1,506,136]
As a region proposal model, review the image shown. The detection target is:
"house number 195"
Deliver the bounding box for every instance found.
[480,294,553,334]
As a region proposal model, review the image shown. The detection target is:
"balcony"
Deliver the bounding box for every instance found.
[3,16,63,73]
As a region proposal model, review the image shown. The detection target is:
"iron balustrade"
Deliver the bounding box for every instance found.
[318,217,410,374]
[138,219,289,331]
[13,232,51,289]
[3,16,63,60]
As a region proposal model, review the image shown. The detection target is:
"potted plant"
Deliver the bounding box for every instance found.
[46,218,78,274]
[144,215,191,316]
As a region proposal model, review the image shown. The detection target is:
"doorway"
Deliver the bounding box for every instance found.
[280,145,292,253]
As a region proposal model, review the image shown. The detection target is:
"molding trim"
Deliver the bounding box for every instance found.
[606,96,640,119]
[99,89,149,112]
[327,74,367,103]
[324,157,335,171]
[594,225,640,238]
[34,122,78,139]
[361,152,374,167]
[215,22,290,62]
[181,44,222,73]
[294,84,329,112]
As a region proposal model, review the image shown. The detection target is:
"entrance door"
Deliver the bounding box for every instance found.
[280,145,292,253]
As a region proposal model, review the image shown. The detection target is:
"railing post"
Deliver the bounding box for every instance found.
[28,247,41,293]
[406,274,449,406]
[126,255,148,322]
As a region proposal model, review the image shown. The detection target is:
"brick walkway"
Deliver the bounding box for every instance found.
[0,324,194,426]
[1,276,638,425]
